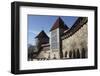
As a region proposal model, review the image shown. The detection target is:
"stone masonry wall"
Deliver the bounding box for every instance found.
[62,23,88,59]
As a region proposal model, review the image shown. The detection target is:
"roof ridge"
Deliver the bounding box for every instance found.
[61,17,88,40]
[35,30,49,38]
[50,17,69,31]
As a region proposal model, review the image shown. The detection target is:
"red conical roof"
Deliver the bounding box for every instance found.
[50,17,69,31]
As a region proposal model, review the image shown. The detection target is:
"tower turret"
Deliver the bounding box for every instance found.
[35,30,49,52]
[50,17,69,59]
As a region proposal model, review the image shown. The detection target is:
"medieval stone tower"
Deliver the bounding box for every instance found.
[50,17,69,59]
[35,30,49,52]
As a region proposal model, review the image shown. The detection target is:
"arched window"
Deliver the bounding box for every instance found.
[65,51,67,58]
[69,51,72,58]
[82,48,85,58]
[76,49,80,58]
[73,49,76,58]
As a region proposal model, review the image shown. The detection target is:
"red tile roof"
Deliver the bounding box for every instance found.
[50,17,69,31]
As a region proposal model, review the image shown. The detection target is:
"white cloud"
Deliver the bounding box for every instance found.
[28,30,39,35]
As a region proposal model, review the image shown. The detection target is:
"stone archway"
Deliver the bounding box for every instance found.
[81,48,86,58]
[69,50,72,58]
[73,49,76,58]
[65,51,68,58]
[76,49,80,58]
